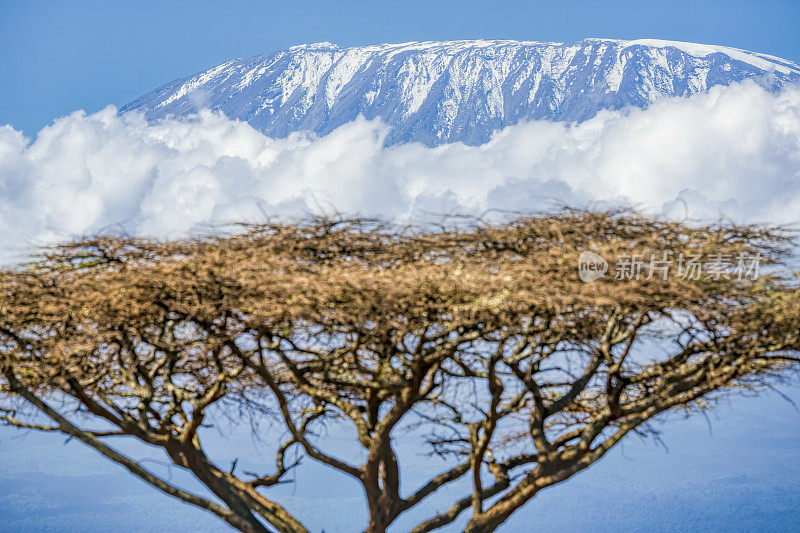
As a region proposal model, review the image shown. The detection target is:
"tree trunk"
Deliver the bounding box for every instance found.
[364,491,400,533]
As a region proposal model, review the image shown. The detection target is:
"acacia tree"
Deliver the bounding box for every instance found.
[1,210,799,533]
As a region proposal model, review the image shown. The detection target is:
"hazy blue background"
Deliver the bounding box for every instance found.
[1,1,799,531]
[1,387,798,532]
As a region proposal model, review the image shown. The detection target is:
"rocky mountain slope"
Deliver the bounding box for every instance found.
[122,39,800,145]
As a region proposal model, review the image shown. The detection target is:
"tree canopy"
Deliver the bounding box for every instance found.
[1,210,799,532]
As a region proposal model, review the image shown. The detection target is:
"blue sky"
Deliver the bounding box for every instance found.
[1,0,800,135]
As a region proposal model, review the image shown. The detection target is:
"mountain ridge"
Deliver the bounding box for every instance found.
[122,38,800,146]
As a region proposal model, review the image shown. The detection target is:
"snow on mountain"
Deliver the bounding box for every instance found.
[121,39,800,146]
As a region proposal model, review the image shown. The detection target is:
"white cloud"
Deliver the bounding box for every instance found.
[1,81,799,263]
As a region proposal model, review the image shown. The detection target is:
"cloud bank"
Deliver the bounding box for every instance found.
[1,81,799,263]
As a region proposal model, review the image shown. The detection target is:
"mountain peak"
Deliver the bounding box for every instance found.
[122,39,800,146]
[289,41,340,51]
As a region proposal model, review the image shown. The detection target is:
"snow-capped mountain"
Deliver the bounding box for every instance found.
[122,39,800,146]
